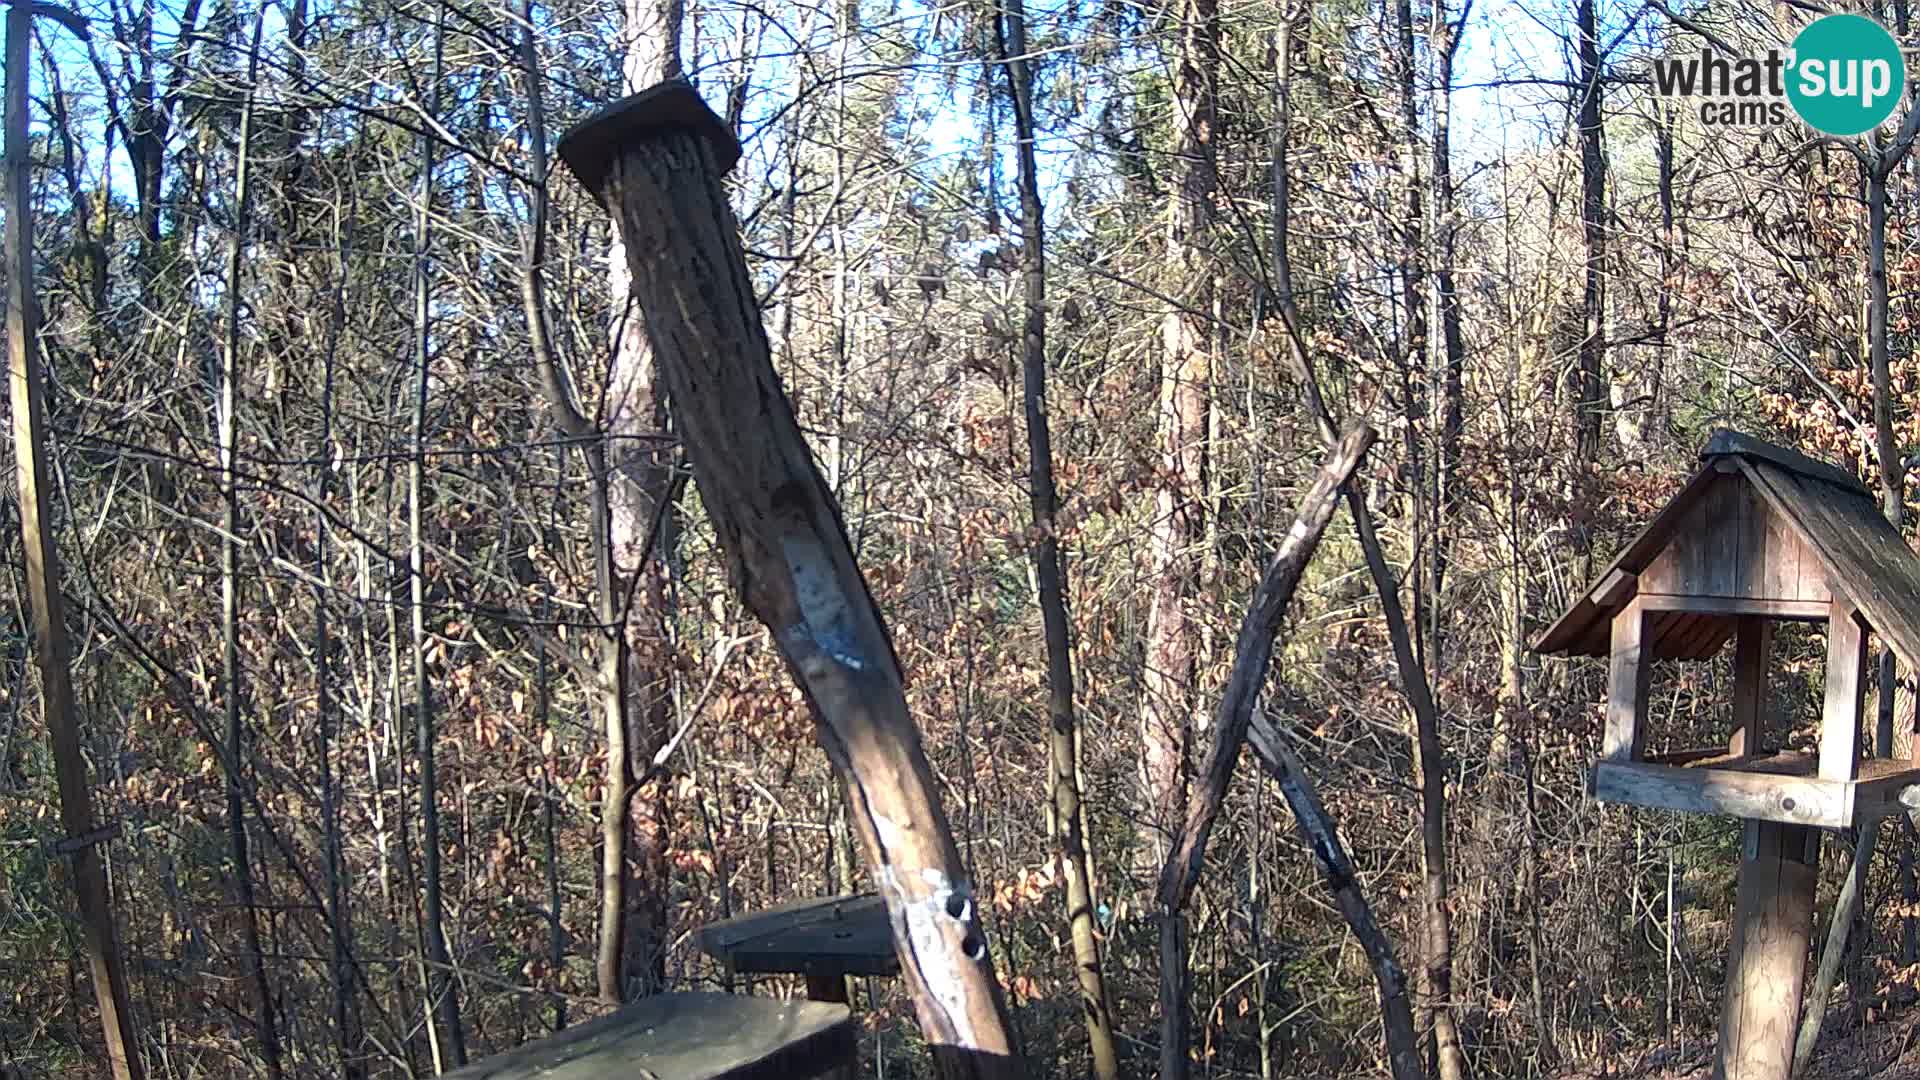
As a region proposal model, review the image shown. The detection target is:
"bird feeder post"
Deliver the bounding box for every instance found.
[1717,820,1818,1080]
[558,82,1020,1079]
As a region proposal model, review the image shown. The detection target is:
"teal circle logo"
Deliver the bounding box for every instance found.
[1787,14,1905,136]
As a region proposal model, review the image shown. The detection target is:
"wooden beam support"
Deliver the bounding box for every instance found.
[1821,607,1868,783]
[1605,598,1652,762]
[1730,616,1772,757]
[559,83,1020,1078]
[1591,760,1855,828]
[1715,821,1818,1080]
[1636,596,1831,620]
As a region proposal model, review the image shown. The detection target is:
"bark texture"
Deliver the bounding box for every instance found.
[1139,0,1219,875]
[584,113,1023,1078]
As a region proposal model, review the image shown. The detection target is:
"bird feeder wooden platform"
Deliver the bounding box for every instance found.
[698,893,898,1004]
[1535,429,1920,1080]
[440,993,855,1079]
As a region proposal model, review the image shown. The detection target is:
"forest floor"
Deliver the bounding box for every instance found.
[1568,1003,1920,1079]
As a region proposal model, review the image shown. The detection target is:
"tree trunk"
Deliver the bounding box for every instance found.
[605,0,685,1000]
[1156,423,1377,1080]
[313,147,365,1079]
[1138,0,1219,880]
[1350,490,1471,1080]
[410,8,465,1064]
[995,3,1119,1075]
[5,8,145,1078]
[1575,0,1606,464]
[1428,0,1465,597]
[217,15,283,1076]
[563,84,1023,1079]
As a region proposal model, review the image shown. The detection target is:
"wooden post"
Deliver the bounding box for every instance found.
[559,82,1020,1078]
[1604,598,1651,762]
[1821,607,1867,783]
[4,7,144,1080]
[1729,616,1771,757]
[1715,821,1818,1080]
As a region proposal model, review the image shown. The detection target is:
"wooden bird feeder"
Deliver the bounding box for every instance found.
[1535,428,1920,1080]
[698,893,899,1004]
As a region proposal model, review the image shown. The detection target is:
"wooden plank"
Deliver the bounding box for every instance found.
[443,994,856,1080]
[1690,621,1738,661]
[1716,820,1819,1080]
[1636,595,1831,620]
[1675,613,1731,660]
[1730,617,1772,757]
[1849,761,1920,821]
[1646,747,1756,767]
[1591,568,1638,608]
[1590,761,1854,828]
[1737,478,1774,599]
[1821,608,1867,783]
[1647,610,1695,657]
[1705,428,1873,496]
[1605,599,1652,762]
[698,894,898,979]
[1703,475,1741,596]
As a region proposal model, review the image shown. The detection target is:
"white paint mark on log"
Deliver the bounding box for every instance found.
[782,535,867,670]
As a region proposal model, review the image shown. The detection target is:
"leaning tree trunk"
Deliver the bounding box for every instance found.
[1245,710,1423,1080]
[561,83,1022,1079]
[1155,423,1376,1080]
[5,6,145,1078]
[995,1,1119,1074]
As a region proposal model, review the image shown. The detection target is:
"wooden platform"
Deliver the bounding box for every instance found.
[698,894,898,982]
[1593,749,1920,828]
[442,993,855,1079]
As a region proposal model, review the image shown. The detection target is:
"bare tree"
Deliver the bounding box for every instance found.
[5,6,143,1079]
[216,11,283,1076]
[409,5,465,1064]
[993,2,1117,1072]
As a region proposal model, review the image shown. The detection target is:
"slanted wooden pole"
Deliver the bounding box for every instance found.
[1715,821,1818,1080]
[4,5,144,1079]
[1153,421,1376,1079]
[559,82,1020,1078]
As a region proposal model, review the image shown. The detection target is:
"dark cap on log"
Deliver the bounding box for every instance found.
[558,80,742,197]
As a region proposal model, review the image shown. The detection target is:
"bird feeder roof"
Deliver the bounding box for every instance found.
[1533,429,1920,664]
